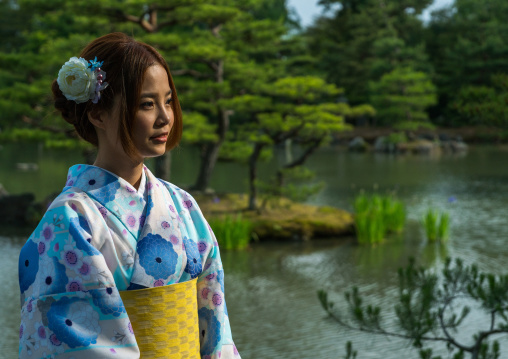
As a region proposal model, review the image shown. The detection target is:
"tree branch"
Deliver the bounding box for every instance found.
[438,301,472,353]
[284,137,324,169]
[272,120,305,143]
[326,309,450,344]
[198,60,218,72]
[157,20,178,29]
[171,69,212,79]
[108,9,155,32]
[22,116,75,137]
[211,24,222,38]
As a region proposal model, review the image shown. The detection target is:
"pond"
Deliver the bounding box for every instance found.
[1,143,508,358]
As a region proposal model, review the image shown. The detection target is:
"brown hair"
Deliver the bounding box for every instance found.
[52,32,182,156]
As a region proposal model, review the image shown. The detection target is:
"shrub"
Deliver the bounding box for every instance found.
[423,209,450,242]
[353,193,406,244]
[209,214,253,250]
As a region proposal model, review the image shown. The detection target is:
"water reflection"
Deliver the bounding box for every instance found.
[0,236,24,358]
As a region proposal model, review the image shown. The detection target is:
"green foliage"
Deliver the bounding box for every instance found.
[369,67,437,126]
[257,166,324,208]
[423,209,450,242]
[343,341,357,359]
[437,212,450,242]
[308,0,433,106]
[423,210,438,241]
[208,214,253,250]
[451,74,508,128]
[425,0,508,125]
[0,128,90,150]
[353,193,406,244]
[318,257,508,359]
[0,0,301,190]
[180,112,218,144]
[0,128,56,143]
[385,132,408,145]
[233,72,372,209]
[394,121,436,131]
[354,206,385,244]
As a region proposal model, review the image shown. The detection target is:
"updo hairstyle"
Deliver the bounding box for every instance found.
[51,32,182,156]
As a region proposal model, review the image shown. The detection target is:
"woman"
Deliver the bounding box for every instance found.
[18,32,240,359]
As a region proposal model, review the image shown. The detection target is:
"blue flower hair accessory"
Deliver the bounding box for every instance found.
[57,56,109,104]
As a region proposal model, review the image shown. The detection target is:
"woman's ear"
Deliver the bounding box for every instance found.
[87,110,107,130]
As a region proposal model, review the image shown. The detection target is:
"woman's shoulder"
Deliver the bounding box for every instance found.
[46,186,95,213]
[157,178,201,212]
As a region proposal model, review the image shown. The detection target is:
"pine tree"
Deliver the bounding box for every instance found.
[319,258,508,359]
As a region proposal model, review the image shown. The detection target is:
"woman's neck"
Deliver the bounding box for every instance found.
[93,153,144,190]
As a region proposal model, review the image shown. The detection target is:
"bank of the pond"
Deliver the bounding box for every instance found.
[335,125,506,144]
[193,193,354,241]
[0,189,354,241]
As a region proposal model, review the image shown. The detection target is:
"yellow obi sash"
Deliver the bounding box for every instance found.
[119,278,200,358]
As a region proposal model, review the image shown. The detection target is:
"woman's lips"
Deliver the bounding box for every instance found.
[151,133,168,142]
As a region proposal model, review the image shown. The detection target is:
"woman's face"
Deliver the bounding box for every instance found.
[93,64,174,166]
[131,64,174,159]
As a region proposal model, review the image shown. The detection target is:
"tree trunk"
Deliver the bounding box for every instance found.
[154,152,171,180]
[192,141,222,191]
[248,143,264,210]
[284,138,292,164]
[191,60,229,191]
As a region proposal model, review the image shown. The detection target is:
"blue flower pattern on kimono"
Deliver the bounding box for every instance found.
[198,307,221,357]
[184,237,203,279]
[90,287,126,317]
[137,233,178,279]
[37,256,68,297]
[94,181,121,203]
[47,296,100,348]
[146,195,155,217]
[69,217,100,256]
[19,240,39,293]
[18,165,240,359]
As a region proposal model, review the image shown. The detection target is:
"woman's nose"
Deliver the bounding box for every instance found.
[157,105,172,125]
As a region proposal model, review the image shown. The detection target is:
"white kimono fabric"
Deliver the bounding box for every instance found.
[18,164,241,359]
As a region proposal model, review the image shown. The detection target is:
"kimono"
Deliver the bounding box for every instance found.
[18,164,241,359]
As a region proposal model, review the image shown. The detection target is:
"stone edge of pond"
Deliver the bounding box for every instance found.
[192,193,355,241]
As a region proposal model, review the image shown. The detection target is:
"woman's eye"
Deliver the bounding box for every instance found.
[166,98,173,105]
[141,101,154,109]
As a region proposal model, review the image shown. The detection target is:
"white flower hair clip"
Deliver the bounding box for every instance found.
[57,56,109,104]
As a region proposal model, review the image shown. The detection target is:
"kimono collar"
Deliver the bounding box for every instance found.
[65,164,142,198]
[64,164,160,239]
[137,169,147,198]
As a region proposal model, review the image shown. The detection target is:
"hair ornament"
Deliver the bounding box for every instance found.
[57,56,109,104]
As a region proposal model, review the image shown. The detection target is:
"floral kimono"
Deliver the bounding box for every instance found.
[18,164,240,359]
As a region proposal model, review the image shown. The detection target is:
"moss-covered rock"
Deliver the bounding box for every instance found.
[193,193,354,241]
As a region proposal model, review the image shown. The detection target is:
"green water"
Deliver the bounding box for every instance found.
[2,144,508,358]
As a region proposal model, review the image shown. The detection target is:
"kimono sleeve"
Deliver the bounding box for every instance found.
[168,185,241,359]
[18,191,140,358]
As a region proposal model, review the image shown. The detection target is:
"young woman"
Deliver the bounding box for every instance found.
[18,32,240,359]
